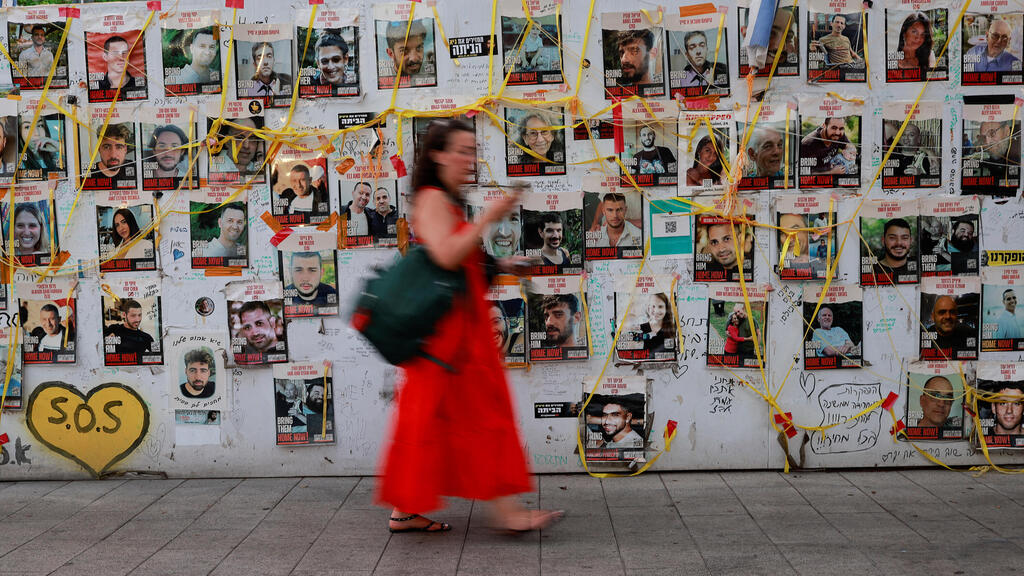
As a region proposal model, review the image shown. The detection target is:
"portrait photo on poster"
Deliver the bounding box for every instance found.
[7,9,69,89]
[680,111,731,195]
[974,362,1024,449]
[583,377,647,463]
[84,26,148,102]
[469,187,522,260]
[234,24,294,108]
[501,0,564,85]
[860,201,919,286]
[706,284,767,370]
[802,284,863,370]
[374,3,437,89]
[162,11,221,97]
[583,184,643,261]
[0,326,23,410]
[340,180,399,248]
[799,96,862,189]
[919,277,980,361]
[274,361,335,446]
[885,5,948,83]
[140,108,198,191]
[881,101,942,189]
[521,192,583,275]
[806,0,867,83]
[168,332,227,411]
[736,101,797,191]
[919,197,979,277]
[526,277,588,362]
[961,96,1021,195]
[962,13,1023,86]
[905,361,965,441]
[667,9,730,99]
[776,194,835,281]
[226,281,288,366]
[17,99,67,182]
[737,0,799,76]
[505,106,566,177]
[270,149,329,226]
[207,100,267,185]
[297,9,360,98]
[190,189,248,269]
[602,11,665,99]
[694,213,754,283]
[618,105,678,187]
[96,190,157,272]
[981,266,1024,352]
[486,283,527,366]
[2,193,59,268]
[613,275,677,364]
[278,231,339,319]
[79,109,137,192]
[18,279,76,365]
[101,278,163,366]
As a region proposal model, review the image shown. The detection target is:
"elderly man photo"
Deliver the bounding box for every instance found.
[31,303,72,353]
[917,376,956,428]
[967,119,1020,184]
[746,125,785,178]
[964,18,1019,73]
[811,306,856,358]
[926,295,976,352]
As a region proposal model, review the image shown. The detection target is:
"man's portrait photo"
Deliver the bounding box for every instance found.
[501,11,563,85]
[601,14,664,98]
[103,297,160,365]
[920,288,979,360]
[668,26,729,97]
[694,215,754,282]
[919,214,978,276]
[82,122,136,191]
[799,114,861,187]
[803,300,863,370]
[21,299,75,364]
[621,122,677,187]
[298,26,359,97]
[584,191,643,260]
[236,39,293,105]
[962,99,1021,193]
[271,157,330,225]
[738,3,799,76]
[179,347,216,400]
[962,14,1023,84]
[584,393,646,450]
[208,114,266,184]
[228,297,288,365]
[881,116,941,188]
[982,281,1024,350]
[86,31,147,102]
[861,215,918,286]
[281,249,339,318]
[807,11,866,82]
[527,288,589,362]
[374,15,437,89]
[906,373,963,438]
[163,25,221,96]
[191,200,248,267]
[141,123,196,190]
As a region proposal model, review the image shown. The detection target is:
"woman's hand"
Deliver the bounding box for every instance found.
[497,255,537,276]
[480,190,521,226]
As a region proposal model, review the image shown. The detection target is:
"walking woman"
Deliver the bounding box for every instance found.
[376,119,562,533]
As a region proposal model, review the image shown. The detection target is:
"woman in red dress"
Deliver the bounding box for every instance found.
[376,119,562,533]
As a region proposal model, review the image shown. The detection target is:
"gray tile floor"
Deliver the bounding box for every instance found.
[1,470,1023,575]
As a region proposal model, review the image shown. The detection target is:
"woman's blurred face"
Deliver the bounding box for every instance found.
[15,210,41,252]
[434,130,477,187]
[114,213,131,240]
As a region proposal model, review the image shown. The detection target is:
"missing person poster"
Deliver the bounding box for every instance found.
[505,105,566,177]
[1,182,58,268]
[486,281,527,366]
[296,7,360,98]
[803,284,863,370]
[96,188,156,272]
[920,276,980,361]
[799,94,862,189]
[207,100,266,185]
[168,331,227,411]
[7,7,69,90]
[79,105,136,192]
[680,110,732,195]
[274,361,335,445]
[806,0,867,83]
[102,277,163,366]
[776,193,834,281]
[18,96,67,182]
[667,6,730,99]
[140,104,198,191]
[226,281,288,365]
[982,266,1024,352]
[737,100,796,190]
[881,101,942,189]
[469,186,523,260]
[614,274,677,363]
[277,228,339,319]
[190,187,248,270]
[962,13,1023,86]
[0,326,23,410]
[18,277,76,365]
[501,0,564,86]
[961,96,1021,195]
[270,144,329,226]
[694,195,756,283]
[526,276,588,362]
[234,24,294,108]
[885,0,949,82]
[974,362,1024,449]
[83,11,148,103]
[737,0,799,76]
[583,175,643,260]
[162,10,221,97]
[860,199,919,286]
[602,11,665,99]
[905,361,965,440]
[582,376,647,462]
[0,100,16,187]
[412,99,477,183]
[919,196,979,277]
[707,283,767,370]
[336,113,402,239]
[618,99,678,187]
[374,3,437,89]
[522,190,583,275]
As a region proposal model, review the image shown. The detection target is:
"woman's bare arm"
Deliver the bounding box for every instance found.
[412,187,519,270]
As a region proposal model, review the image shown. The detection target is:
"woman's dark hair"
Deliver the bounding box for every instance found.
[652,292,676,339]
[691,135,724,184]
[111,208,140,247]
[410,118,475,194]
[897,12,933,80]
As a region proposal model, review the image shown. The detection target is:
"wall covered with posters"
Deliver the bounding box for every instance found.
[0,0,1022,479]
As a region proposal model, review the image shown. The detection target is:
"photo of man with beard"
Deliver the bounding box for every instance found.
[83,123,136,191]
[281,250,338,318]
[593,399,644,448]
[230,299,288,365]
[375,16,436,89]
[962,117,1021,193]
[602,14,664,98]
[273,361,335,445]
[864,217,918,285]
[694,216,755,282]
[626,125,677,186]
[920,215,978,276]
[921,289,979,360]
[528,288,588,362]
[179,348,215,400]
[302,379,334,440]
[208,115,266,184]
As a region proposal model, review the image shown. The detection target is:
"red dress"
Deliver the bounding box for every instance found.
[376,208,533,514]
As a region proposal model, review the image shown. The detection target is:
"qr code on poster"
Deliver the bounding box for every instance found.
[664,220,677,234]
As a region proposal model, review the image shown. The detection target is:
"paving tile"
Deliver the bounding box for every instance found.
[699,545,796,576]
[601,474,672,508]
[778,544,883,576]
[661,473,746,516]
[783,471,885,514]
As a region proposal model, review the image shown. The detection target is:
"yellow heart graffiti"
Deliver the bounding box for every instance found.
[26,382,150,477]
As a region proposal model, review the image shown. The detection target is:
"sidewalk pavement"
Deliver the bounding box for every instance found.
[1,470,1023,575]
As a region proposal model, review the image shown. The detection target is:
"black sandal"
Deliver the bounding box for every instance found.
[388,514,452,533]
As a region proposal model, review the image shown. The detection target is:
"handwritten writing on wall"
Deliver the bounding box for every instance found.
[810,382,881,455]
